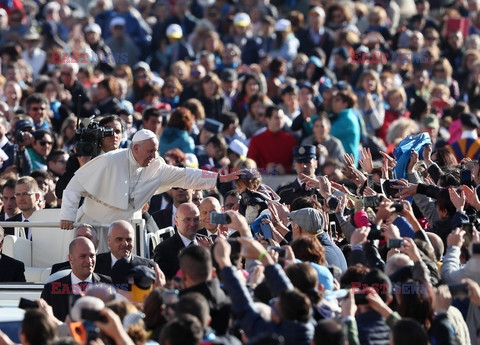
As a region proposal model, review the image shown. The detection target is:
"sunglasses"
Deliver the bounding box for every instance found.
[39,140,53,146]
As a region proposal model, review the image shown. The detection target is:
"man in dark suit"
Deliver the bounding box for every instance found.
[50,224,99,274]
[296,7,335,61]
[5,177,40,239]
[154,202,201,280]
[0,179,21,235]
[178,245,231,336]
[198,197,239,240]
[41,237,111,321]
[0,227,26,282]
[94,220,156,277]
[277,145,322,205]
[152,187,193,229]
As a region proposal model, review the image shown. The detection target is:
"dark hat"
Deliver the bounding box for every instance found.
[421,114,439,129]
[461,112,480,129]
[127,265,156,289]
[111,257,134,289]
[203,118,224,134]
[220,68,238,82]
[289,207,324,234]
[298,82,314,93]
[334,46,350,61]
[293,145,316,162]
[15,119,34,132]
[281,84,298,95]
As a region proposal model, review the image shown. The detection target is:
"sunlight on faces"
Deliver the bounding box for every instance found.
[107,222,134,259]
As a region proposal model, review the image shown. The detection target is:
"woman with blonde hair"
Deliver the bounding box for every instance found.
[431,57,459,100]
[355,69,385,136]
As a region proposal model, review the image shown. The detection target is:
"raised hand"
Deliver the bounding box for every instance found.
[359,147,374,173]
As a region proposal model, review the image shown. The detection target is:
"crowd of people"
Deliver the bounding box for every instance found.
[2,0,480,344]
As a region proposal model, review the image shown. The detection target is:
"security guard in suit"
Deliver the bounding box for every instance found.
[277,145,322,205]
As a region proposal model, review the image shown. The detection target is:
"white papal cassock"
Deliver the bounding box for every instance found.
[60,149,218,224]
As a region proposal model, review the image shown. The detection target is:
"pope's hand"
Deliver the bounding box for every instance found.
[60,220,74,230]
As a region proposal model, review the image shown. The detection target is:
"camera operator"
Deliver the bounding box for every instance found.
[1,116,34,177]
[55,116,117,199]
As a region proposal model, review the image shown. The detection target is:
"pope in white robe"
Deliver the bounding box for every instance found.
[59,129,234,229]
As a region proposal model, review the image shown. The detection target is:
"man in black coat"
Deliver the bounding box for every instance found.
[178,245,231,335]
[41,237,111,321]
[0,227,26,282]
[154,202,201,280]
[277,145,322,205]
[296,7,335,61]
[152,188,193,229]
[94,220,156,277]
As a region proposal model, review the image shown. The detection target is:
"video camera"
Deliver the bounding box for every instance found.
[75,116,113,156]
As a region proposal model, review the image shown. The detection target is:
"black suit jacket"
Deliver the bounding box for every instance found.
[51,260,70,274]
[94,252,156,277]
[41,272,111,321]
[3,213,23,236]
[0,253,26,282]
[197,228,240,239]
[153,232,186,280]
[152,206,173,230]
[277,179,322,205]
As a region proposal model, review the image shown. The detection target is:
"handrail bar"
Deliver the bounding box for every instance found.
[0,222,111,228]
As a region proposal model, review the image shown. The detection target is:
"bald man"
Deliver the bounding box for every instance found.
[94,220,156,277]
[50,224,100,274]
[154,202,201,279]
[198,197,239,240]
[41,237,111,321]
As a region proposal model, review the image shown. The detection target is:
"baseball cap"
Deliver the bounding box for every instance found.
[85,23,102,35]
[203,118,223,134]
[421,114,439,129]
[274,19,291,32]
[110,17,126,29]
[234,12,251,27]
[15,119,34,132]
[166,23,183,39]
[289,208,324,234]
[309,6,325,18]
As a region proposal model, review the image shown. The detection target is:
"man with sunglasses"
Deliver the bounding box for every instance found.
[25,93,50,131]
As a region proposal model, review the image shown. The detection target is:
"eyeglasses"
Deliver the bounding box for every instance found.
[14,192,35,198]
[31,107,46,111]
[39,140,53,146]
[426,36,437,40]
[164,84,176,89]
[176,216,200,223]
[60,71,72,76]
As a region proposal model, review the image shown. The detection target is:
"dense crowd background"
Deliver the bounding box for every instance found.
[3,0,480,345]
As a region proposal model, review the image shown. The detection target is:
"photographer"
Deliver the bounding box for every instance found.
[2,116,34,177]
[55,116,118,199]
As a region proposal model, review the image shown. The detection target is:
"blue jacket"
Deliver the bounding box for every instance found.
[317,232,348,272]
[356,310,391,345]
[221,264,314,345]
[159,127,195,156]
[393,133,431,180]
[330,108,361,165]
